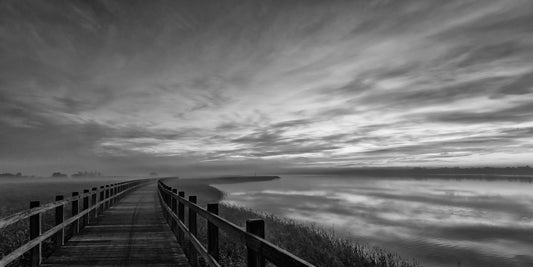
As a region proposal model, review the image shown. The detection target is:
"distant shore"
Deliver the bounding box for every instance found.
[162,175,280,203]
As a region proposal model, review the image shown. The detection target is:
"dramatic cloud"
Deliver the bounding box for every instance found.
[1,0,533,175]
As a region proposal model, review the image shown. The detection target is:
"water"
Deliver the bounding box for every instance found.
[212,175,533,267]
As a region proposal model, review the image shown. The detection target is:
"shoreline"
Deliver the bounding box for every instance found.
[162,175,280,204]
[161,175,420,267]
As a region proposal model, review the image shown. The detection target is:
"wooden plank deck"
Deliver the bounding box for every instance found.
[42,182,190,267]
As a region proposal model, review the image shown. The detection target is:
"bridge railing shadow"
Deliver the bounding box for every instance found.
[0,178,149,266]
[158,180,315,267]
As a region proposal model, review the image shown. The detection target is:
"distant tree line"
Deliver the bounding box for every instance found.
[50,171,104,178]
[71,171,102,177]
[1,170,105,178]
[287,165,533,182]
[0,172,22,177]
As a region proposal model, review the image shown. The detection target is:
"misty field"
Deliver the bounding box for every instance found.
[0,176,134,266]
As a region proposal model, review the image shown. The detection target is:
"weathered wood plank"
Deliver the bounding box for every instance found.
[43,182,190,267]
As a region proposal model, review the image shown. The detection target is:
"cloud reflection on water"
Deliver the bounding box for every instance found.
[215,175,533,266]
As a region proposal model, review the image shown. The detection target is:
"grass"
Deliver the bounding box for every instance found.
[165,177,420,267]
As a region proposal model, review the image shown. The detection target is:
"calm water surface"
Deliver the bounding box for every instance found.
[213,175,533,267]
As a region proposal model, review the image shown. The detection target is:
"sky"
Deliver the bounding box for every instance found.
[1,0,533,176]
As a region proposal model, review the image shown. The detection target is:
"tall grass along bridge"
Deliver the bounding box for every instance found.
[0,179,315,267]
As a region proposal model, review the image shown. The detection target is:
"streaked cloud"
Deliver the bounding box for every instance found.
[1,0,532,175]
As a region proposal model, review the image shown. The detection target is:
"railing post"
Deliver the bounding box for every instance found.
[161,185,165,201]
[178,191,185,244]
[171,188,177,234]
[71,192,79,235]
[99,186,105,214]
[111,184,117,205]
[246,219,265,267]
[158,184,165,220]
[29,201,41,267]
[54,195,64,247]
[165,186,170,206]
[165,186,170,222]
[188,196,198,267]
[157,183,164,220]
[82,189,89,229]
[207,203,219,261]
[163,185,168,221]
[112,184,117,204]
[109,184,114,206]
[105,185,110,209]
[112,184,116,203]
[91,187,97,222]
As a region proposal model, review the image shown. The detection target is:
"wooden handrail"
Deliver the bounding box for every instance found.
[1,195,83,229]
[0,179,148,266]
[157,180,315,267]
[0,182,133,229]
[158,190,221,267]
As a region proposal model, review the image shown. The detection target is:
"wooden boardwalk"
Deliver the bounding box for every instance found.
[42,182,190,266]
[1,178,314,267]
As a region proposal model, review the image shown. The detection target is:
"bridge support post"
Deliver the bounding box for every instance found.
[111,184,117,206]
[105,185,110,210]
[178,191,185,244]
[246,219,265,267]
[165,186,170,209]
[113,184,117,205]
[188,196,198,267]
[171,189,177,234]
[55,195,65,246]
[91,187,97,223]
[82,189,89,229]
[162,185,167,221]
[72,192,80,235]
[29,201,41,267]
[207,203,219,261]
[99,186,105,214]
[109,184,114,206]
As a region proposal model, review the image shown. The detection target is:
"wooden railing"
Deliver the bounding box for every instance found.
[157,180,315,267]
[0,179,148,266]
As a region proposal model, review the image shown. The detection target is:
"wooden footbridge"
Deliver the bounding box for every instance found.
[0,179,314,267]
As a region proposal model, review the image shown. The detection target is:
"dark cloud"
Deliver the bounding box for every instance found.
[269,119,311,129]
[455,42,532,68]
[497,72,533,96]
[426,101,533,124]
[364,76,506,110]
